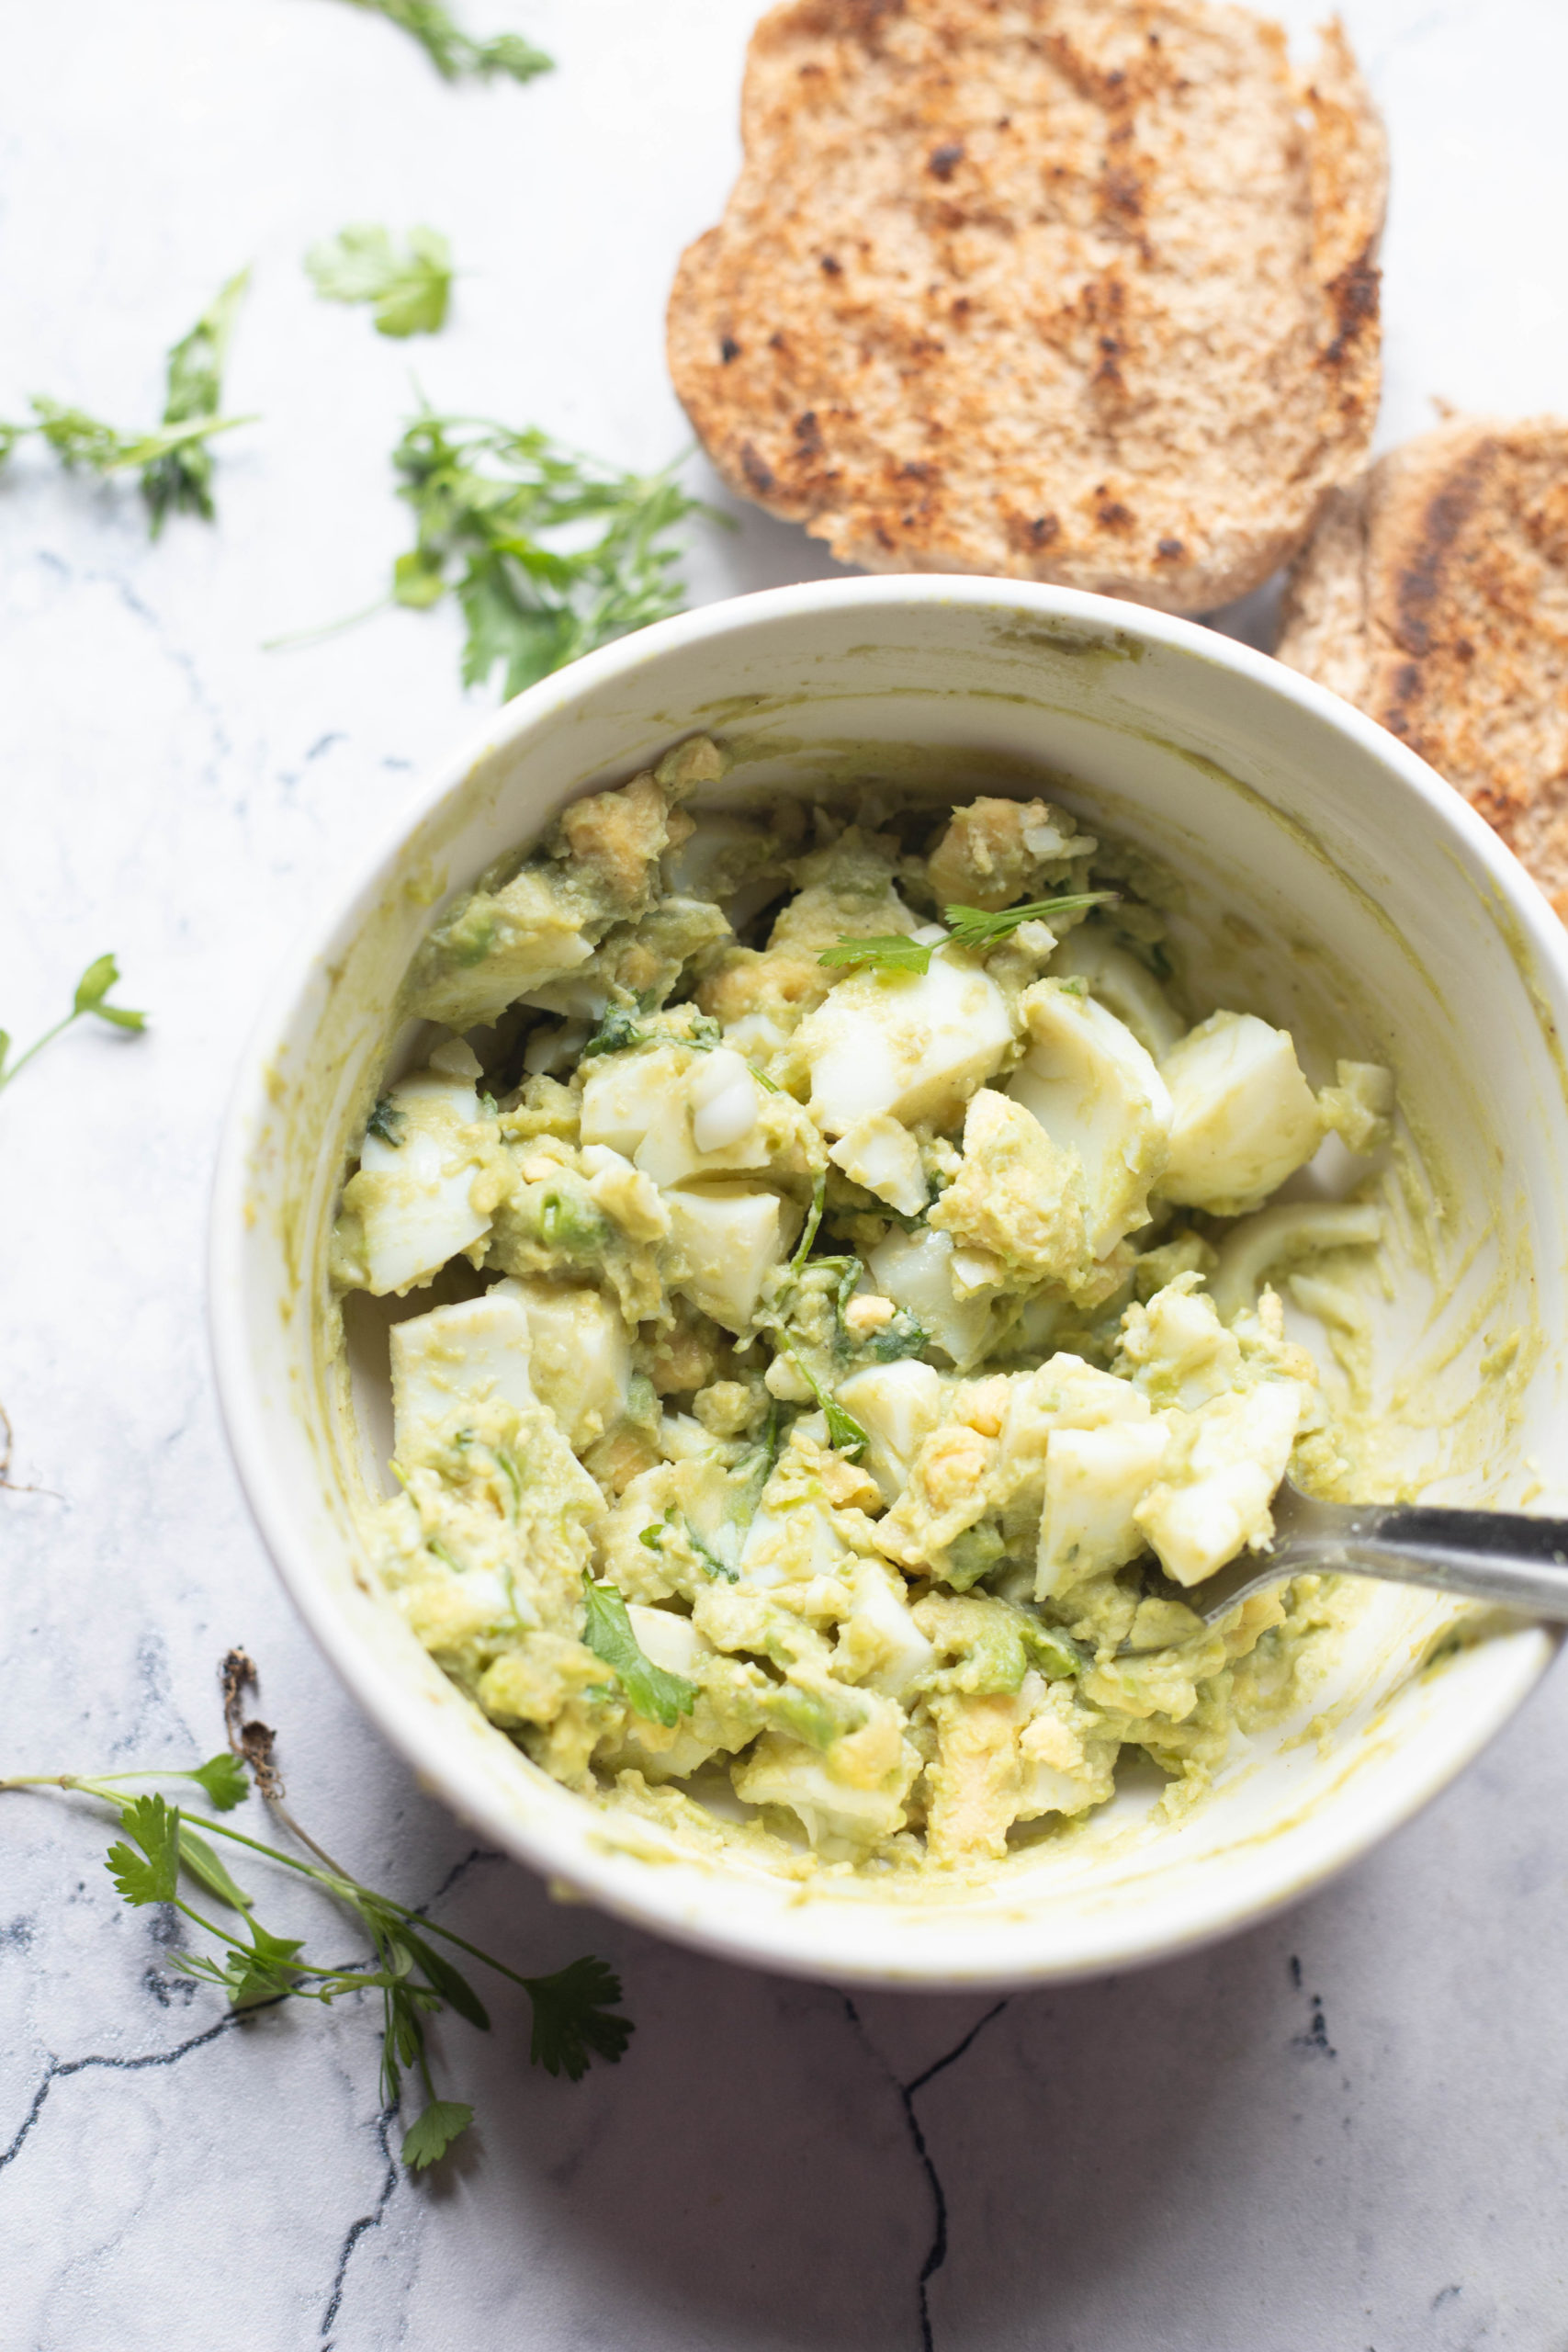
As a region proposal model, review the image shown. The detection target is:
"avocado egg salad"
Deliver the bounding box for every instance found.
[332,737,1393,1876]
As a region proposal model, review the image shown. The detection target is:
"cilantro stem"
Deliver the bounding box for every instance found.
[2,1772,561,2002]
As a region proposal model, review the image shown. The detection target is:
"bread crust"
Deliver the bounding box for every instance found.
[1278,418,1568,920]
[668,0,1387,612]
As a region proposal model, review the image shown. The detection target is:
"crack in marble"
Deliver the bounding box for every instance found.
[0,2008,252,2175]
[841,1996,1010,2352]
[413,1844,502,1914]
[319,2102,400,2344]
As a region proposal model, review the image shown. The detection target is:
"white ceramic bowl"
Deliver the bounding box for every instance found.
[210,577,1568,1988]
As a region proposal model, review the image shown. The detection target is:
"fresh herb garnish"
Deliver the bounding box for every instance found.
[391,410,721,697]
[0,281,254,534]
[0,401,253,522]
[367,1094,406,1146]
[941,892,1120,950]
[0,954,146,1098]
[3,1669,632,2169]
[307,225,453,337]
[818,892,1121,978]
[581,1577,697,1726]
[791,1171,827,1273]
[331,0,553,82]
[141,269,251,534]
[818,933,936,978]
[783,1343,870,1462]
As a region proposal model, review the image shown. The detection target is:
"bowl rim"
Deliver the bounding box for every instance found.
[209,573,1567,1987]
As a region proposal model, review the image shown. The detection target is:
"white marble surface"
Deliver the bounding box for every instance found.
[3,2,1567,2344]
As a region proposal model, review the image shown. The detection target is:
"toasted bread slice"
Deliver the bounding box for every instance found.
[1278,419,1568,920]
[668,0,1386,613]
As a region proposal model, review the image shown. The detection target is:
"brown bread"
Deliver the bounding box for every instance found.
[668,0,1387,613]
[1278,418,1568,920]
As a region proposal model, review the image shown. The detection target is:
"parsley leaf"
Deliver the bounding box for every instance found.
[175,1826,255,1913]
[818,933,936,978]
[391,410,720,698]
[307,225,453,337]
[0,954,146,1097]
[332,0,552,83]
[523,1955,633,2080]
[186,1751,250,1813]
[402,2098,475,2169]
[106,1795,180,1907]
[581,1577,697,1727]
[941,891,1120,950]
[141,269,250,535]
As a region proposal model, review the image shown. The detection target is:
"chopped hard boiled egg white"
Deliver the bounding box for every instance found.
[1134,1380,1304,1586]
[493,1275,630,1450]
[389,1284,537,1460]
[1009,981,1171,1256]
[1036,1418,1172,1600]
[793,944,1014,1136]
[1158,1011,1324,1215]
[828,1111,928,1216]
[837,1359,946,1504]
[865,1226,993,1366]
[665,1183,799,1331]
[354,1071,495,1295]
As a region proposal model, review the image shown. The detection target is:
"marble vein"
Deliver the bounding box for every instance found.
[841,1996,1012,2352]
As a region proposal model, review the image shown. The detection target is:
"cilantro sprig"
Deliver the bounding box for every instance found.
[141,269,251,534]
[307,225,453,337]
[0,954,146,1098]
[819,892,1120,978]
[817,933,935,978]
[0,276,254,536]
[332,0,553,83]
[581,1577,697,1728]
[391,410,721,697]
[4,1660,632,2171]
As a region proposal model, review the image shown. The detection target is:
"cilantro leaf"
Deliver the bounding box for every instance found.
[818,933,935,978]
[524,1955,633,2080]
[106,1795,180,1906]
[391,410,719,699]
[306,225,453,337]
[394,1925,491,2030]
[401,2098,475,2169]
[177,1826,255,1913]
[776,1340,870,1463]
[581,1577,697,1727]
[186,1750,250,1812]
[224,1921,308,2007]
[332,0,552,83]
[72,953,146,1034]
[366,1095,406,1147]
[141,268,250,534]
[942,891,1120,950]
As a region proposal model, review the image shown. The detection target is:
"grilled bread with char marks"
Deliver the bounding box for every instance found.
[1278,418,1568,920]
[668,0,1387,613]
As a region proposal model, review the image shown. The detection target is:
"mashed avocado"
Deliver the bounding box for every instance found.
[333,742,1393,1872]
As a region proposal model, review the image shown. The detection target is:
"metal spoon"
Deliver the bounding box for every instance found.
[1121,1477,1568,1648]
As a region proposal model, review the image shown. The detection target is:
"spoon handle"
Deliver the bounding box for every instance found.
[1291,1498,1568,1620]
